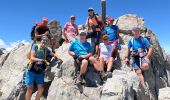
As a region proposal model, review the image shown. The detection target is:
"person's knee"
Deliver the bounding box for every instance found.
[89,56,94,62]
[38,85,44,92]
[108,57,114,62]
[27,86,34,92]
[99,57,104,62]
[141,63,149,70]
[81,59,88,65]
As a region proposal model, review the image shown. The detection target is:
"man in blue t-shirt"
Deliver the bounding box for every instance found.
[125,27,152,85]
[68,31,104,83]
[25,36,61,100]
[103,17,120,59]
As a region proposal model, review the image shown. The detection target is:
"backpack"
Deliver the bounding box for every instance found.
[30,23,38,40]
[27,44,47,66]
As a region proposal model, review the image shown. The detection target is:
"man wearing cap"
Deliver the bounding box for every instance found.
[86,8,103,55]
[102,17,120,59]
[25,36,61,100]
[98,34,114,78]
[68,31,104,83]
[34,17,51,42]
[125,27,152,85]
[63,16,79,43]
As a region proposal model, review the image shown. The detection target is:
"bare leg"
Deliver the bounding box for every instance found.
[89,56,104,72]
[99,57,105,72]
[35,85,44,100]
[25,86,34,100]
[80,59,88,75]
[135,69,145,85]
[107,57,114,72]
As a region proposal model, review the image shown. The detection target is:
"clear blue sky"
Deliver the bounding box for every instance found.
[0,0,169,52]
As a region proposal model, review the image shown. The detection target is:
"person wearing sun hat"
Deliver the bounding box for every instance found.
[63,15,79,43]
[98,34,114,78]
[102,17,121,60]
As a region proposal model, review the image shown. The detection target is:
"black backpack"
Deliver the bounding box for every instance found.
[30,24,37,40]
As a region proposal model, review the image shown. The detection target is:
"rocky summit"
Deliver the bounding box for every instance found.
[0,14,170,100]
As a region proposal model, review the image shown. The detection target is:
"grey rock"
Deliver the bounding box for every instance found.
[158,87,170,100]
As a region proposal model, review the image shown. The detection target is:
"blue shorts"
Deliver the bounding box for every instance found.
[25,70,45,87]
[133,57,148,70]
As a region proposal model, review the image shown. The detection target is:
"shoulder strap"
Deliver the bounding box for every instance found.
[131,38,135,51]
[36,44,46,60]
[94,15,101,27]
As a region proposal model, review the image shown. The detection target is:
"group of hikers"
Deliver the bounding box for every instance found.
[25,8,152,100]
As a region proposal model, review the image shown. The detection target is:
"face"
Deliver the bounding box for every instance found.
[108,20,114,26]
[79,33,86,42]
[41,38,49,47]
[133,30,140,38]
[70,18,75,23]
[42,20,48,26]
[103,37,109,43]
[88,10,94,16]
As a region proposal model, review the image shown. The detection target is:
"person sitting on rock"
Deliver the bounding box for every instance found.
[98,35,114,78]
[68,30,104,84]
[86,8,103,55]
[125,27,152,85]
[102,17,120,60]
[25,36,61,100]
[63,16,79,43]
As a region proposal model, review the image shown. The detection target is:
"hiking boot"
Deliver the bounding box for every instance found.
[75,75,83,84]
[106,71,112,78]
[100,72,107,81]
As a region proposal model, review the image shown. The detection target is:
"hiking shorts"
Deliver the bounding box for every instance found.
[25,69,45,87]
[86,31,101,45]
[133,57,148,70]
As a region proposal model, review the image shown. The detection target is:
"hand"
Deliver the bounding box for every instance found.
[65,39,69,43]
[44,32,49,36]
[80,55,85,58]
[73,55,78,59]
[125,58,129,64]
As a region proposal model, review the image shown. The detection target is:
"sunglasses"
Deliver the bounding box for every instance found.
[80,33,86,36]
[103,38,108,41]
[42,39,48,43]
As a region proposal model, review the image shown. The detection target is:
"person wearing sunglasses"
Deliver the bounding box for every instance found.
[86,8,103,55]
[68,31,104,84]
[63,15,79,43]
[98,34,114,78]
[25,36,61,100]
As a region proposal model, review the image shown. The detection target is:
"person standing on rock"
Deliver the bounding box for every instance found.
[102,17,120,60]
[98,34,114,78]
[68,30,105,84]
[125,27,152,85]
[63,16,79,43]
[25,36,61,100]
[34,17,51,42]
[86,8,103,55]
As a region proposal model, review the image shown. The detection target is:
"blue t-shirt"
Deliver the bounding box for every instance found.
[103,25,119,41]
[128,37,151,52]
[69,40,92,56]
[31,44,51,59]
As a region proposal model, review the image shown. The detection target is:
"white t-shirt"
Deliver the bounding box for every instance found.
[99,43,114,61]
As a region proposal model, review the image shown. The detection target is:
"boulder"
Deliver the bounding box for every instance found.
[158,87,170,100]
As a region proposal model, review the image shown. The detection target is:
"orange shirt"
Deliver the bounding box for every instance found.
[88,16,102,32]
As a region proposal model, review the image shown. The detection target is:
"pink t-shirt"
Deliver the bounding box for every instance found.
[64,22,78,36]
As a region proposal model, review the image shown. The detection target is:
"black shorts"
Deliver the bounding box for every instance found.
[86,31,101,45]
